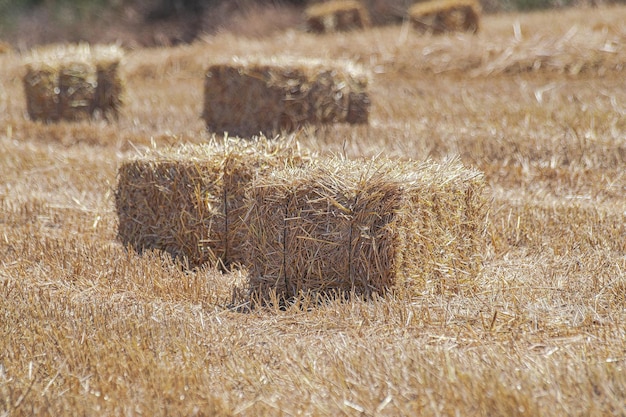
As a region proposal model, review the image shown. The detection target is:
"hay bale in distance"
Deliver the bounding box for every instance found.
[244,157,489,301]
[408,0,481,35]
[305,0,371,33]
[115,136,311,269]
[202,57,370,138]
[23,44,124,122]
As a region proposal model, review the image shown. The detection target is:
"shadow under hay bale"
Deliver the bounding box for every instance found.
[409,0,481,35]
[305,0,371,33]
[115,137,311,269]
[244,157,489,303]
[202,57,370,138]
[22,44,124,122]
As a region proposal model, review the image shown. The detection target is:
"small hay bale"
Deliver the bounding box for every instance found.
[408,0,481,35]
[115,136,311,269]
[305,0,371,33]
[244,157,489,302]
[202,57,370,138]
[23,44,124,122]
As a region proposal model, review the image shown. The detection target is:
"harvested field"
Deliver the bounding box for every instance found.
[202,56,370,137]
[2,4,626,416]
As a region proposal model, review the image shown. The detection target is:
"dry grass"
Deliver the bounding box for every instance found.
[2,4,626,416]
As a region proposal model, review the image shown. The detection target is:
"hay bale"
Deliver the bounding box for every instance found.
[305,1,371,33]
[202,57,370,138]
[115,136,311,269]
[23,44,124,122]
[244,157,489,301]
[409,0,481,35]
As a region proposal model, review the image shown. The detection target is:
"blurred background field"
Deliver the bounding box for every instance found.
[1,1,626,416]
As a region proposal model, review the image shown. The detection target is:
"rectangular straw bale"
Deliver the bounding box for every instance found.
[23,43,124,122]
[409,0,481,35]
[244,157,489,301]
[202,57,370,138]
[115,136,311,269]
[305,0,371,33]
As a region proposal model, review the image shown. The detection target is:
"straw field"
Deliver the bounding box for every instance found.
[2,4,626,416]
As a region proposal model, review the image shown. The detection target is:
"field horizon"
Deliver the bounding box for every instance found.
[2,4,626,416]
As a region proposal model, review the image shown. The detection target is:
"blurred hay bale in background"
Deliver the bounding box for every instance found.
[115,136,311,269]
[409,0,481,35]
[22,44,124,122]
[244,157,489,302]
[305,0,371,33]
[202,57,370,138]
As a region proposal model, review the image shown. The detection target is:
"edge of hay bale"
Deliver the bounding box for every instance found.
[243,156,489,302]
[22,43,125,122]
[305,0,371,33]
[115,135,313,269]
[202,56,370,138]
[408,0,481,35]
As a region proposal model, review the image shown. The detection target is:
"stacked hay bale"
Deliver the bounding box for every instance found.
[115,137,311,269]
[202,57,370,138]
[23,44,124,122]
[244,157,489,302]
[304,0,371,33]
[408,0,481,35]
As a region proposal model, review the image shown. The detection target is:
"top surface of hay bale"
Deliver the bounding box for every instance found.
[115,136,312,269]
[24,43,124,69]
[408,0,481,15]
[244,157,489,300]
[202,56,370,138]
[305,0,365,16]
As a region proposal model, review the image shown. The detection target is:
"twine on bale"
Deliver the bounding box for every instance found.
[22,43,124,122]
[202,56,370,138]
[115,135,312,269]
[244,157,490,303]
